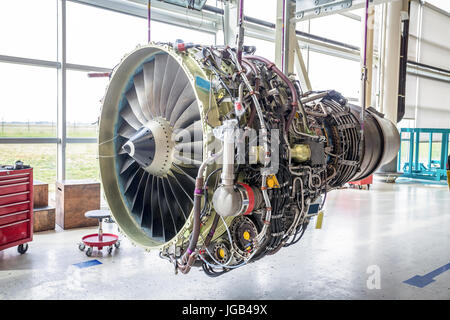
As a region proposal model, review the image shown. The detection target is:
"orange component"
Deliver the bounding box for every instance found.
[349,175,373,186]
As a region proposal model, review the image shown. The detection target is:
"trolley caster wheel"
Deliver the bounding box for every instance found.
[114,241,120,249]
[107,246,113,255]
[86,247,93,257]
[78,243,86,251]
[18,243,28,254]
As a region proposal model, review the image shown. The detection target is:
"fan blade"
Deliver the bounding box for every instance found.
[166,175,191,220]
[133,72,153,120]
[140,174,154,234]
[169,83,196,126]
[143,61,157,118]
[160,59,180,118]
[172,163,197,183]
[174,140,203,154]
[164,67,189,119]
[173,153,202,167]
[118,121,136,139]
[173,101,201,130]
[162,178,185,231]
[153,54,168,116]
[157,178,176,241]
[120,105,142,130]
[126,87,148,124]
[124,168,143,195]
[119,155,139,177]
[131,172,148,214]
[171,170,195,203]
[120,157,136,174]
[150,176,164,239]
[174,120,203,142]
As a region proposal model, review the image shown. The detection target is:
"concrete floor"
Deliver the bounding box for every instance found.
[0,179,449,300]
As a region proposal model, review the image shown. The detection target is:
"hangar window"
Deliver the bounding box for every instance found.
[0,0,57,61]
[0,63,57,137]
[66,1,148,68]
[66,70,108,138]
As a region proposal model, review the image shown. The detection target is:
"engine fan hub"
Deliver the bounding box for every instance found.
[122,117,174,177]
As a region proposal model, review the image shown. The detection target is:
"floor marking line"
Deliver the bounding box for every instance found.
[72,260,103,269]
[403,262,450,288]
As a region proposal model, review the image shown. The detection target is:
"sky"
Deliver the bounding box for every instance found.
[0,0,448,123]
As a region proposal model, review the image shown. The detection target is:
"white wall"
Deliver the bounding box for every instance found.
[404,1,450,129]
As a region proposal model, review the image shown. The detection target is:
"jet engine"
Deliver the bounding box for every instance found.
[98,43,400,276]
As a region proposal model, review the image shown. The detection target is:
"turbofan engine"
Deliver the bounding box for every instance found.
[98,43,399,276]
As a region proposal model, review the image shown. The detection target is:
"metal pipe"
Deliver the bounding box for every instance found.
[397,0,411,123]
[147,0,151,42]
[236,0,245,63]
[177,150,223,274]
[382,0,402,124]
[358,0,370,166]
[220,120,237,186]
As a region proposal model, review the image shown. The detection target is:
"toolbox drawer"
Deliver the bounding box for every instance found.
[0,191,30,206]
[0,172,29,181]
[0,210,29,226]
[0,182,30,196]
[0,219,30,244]
[0,177,29,186]
[0,201,30,216]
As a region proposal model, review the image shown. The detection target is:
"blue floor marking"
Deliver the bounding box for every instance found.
[73,260,103,269]
[404,262,450,288]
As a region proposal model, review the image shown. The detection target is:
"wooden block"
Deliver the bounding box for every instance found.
[33,180,48,208]
[55,180,100,230]
[33,206,55,232]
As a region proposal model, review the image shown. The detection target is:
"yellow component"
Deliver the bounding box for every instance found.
[266,174,280,189]
[291,144,311,163]
[243,231,251,241]
[315,211,324,229]
[249,145,264,164]
[218,248,226,258]
[447,170,450,191]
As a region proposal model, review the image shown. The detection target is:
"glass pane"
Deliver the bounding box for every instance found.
[67,2,148,68]
[245,37,275,62]
[244,0,277,24]
[0,143,57,193]
[66,143,107,207]
[66,143,100,181]
[308,51,360,99]
[150,21,216,45]
[0,63,57,137]
[309,12,361,47]
[67,70,108,138]
[0,0,57,61]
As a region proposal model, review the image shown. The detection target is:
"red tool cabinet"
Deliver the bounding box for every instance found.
[0,167,33,253]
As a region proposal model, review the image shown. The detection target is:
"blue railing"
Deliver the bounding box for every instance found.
[398,128,449,181]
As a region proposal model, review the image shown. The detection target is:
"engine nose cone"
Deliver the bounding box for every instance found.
[122,117,174,177]
[122,126,156,168]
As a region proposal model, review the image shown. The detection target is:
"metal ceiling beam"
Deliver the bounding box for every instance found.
[69,0,219,34]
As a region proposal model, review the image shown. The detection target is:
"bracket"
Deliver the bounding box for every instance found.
[295,0,353,20]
